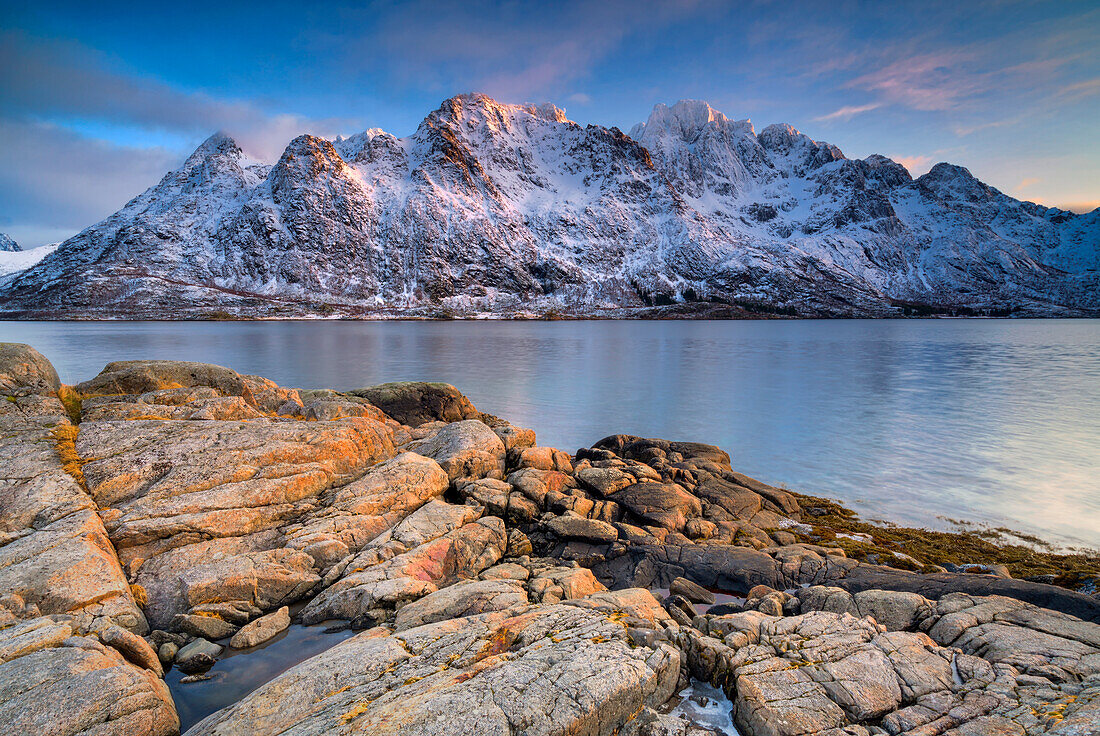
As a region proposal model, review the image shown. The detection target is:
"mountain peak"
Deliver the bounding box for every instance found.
[273,135,350,179]
[431,93,573,128]
[157,131,256,195]
[0,233,20,252]
[187,131,242,162]
[917,162,1001,204]
[635,100,754,142]
[758,123,844,168]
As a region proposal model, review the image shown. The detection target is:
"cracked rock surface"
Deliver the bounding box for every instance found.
[187,590,681,736]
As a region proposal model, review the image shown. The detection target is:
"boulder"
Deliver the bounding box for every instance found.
[158,642,178,663]
[479,562,530,581]
[174,613,239,640]
[176,637,223,672]
[393,579,529,630]
[76,359,246,397]
[507,467,577,508]
[544,515,619,543]
[728,612,944,736]
[528,565,606,604]
[411,419,506,481]
[178,548,320,617]
[853,589,932,631]
[300,517,508,624]
[74,359,304,414]
[830,564,1100,624]
[349,381,481,426]
[82,390,267,421]
[669,576,716,605]
[676,594,1100,736]
[284,452,450,557]
[516,446,574,472]
[98,623,163,676]
[610,482,702,531]
[576,465,637,496]
[593,435,732,468]
[301,397,386,422]
[230,606,291,649]
[340,500,483,580]
[0,617,178,735]
[0,343,60,394]
[492,423,536,454]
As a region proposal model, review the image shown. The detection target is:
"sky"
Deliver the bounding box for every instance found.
[1,0,1098,247]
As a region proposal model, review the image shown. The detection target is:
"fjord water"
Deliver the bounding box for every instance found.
[6,319,1098,548]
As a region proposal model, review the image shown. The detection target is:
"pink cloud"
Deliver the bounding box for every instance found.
[812,103,880,123]
[893,155,934,176]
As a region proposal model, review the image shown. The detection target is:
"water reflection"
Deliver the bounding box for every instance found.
[166,621,356,731]
[5,319,1098,547]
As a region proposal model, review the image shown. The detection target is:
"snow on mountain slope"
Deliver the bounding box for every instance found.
[1,94,1096,318]
[0,233,20,252]
[0,243,58,280]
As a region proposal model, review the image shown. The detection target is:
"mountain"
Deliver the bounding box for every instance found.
[0,233,58,282]
[2,94,1097,318]
[0,233,20,252]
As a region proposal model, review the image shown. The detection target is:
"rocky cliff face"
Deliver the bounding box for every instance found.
[2,94,1096,318]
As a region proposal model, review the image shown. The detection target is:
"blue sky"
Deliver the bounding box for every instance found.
[2,0,1098,247]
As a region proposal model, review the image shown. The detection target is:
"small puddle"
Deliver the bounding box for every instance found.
[651,587,748,615]
[662,679,740,734]
[166,620,355,732]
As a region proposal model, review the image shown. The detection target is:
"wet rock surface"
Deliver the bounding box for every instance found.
[3,345,1097,735]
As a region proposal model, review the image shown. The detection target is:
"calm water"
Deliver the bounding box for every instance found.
[165,619,356,730]
[4,319,1098,548]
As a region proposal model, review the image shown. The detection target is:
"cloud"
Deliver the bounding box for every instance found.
[567,93,592,105]
[1014,177,1040,192]
[330,0,716,102]
[0,119,181,247]
[848,51,982,111]
[952,118,1017,137]
[1055,77,1100,102]
[893,155,933,176]
[0,32,359,160]
[812,103,880,123]
[841,12,1096,116]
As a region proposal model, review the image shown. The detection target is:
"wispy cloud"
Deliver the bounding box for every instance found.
[952,117,1018,137]
[1014,177,1040,192]
[1055,77,1100,102]
[848,51,982,111]
[893,155,934,176]
[330,0,716,103]
[0,119,180,247]
[0,32,367,246]
[813,103,880,123]
[0,32,359,160]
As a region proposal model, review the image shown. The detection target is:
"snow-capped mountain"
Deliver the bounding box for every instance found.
[0,233,20,252]
[0,243,60,281]
[2,94,1096,318]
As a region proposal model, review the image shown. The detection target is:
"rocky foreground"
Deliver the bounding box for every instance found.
[1,342,1098,736]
